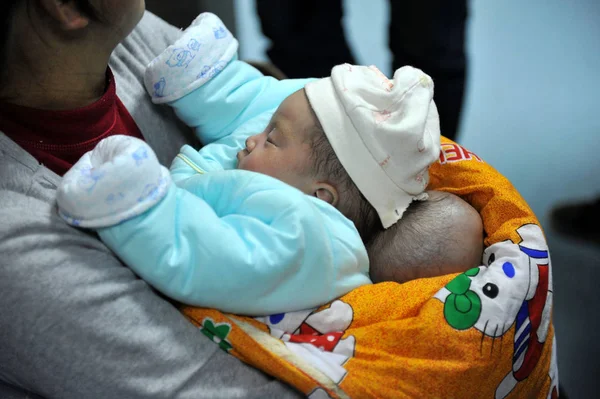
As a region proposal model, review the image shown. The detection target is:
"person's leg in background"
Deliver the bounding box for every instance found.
[255,0,467,139]
[255,0,356,78]
[389,0,468,142]
[550,196,600,246]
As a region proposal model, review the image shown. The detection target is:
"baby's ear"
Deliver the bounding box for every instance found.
[314,184,338,207]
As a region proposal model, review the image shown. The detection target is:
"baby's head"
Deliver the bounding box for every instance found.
[237,87,379,239]
[238,64,441,243]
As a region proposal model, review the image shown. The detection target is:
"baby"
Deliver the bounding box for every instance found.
[57,13,482,316]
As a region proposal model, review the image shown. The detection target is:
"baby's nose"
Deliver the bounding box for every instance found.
[246,136,257,152]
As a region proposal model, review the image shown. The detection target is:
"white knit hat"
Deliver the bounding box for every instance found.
[305,64,441,229]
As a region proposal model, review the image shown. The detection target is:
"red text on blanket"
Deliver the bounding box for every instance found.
[439,143,483,164]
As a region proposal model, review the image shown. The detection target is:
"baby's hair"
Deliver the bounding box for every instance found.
[307,124,382,243]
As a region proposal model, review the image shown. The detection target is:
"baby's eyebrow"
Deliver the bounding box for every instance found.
[272,113,292,142]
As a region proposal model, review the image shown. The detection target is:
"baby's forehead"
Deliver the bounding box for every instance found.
[276,89,320,138]
[278,89,310,117]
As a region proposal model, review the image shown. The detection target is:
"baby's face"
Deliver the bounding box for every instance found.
[237,89,317,193]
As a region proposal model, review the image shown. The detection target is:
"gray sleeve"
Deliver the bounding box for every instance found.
[0,191,300,399]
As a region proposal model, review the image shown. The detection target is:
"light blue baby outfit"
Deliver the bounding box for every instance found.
[57,13,371,316]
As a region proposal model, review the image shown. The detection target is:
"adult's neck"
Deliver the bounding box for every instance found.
[0,3,116,110]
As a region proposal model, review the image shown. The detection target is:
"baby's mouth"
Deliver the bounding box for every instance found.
[237,148,249,162]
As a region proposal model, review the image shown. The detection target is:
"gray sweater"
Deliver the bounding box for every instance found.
[0,11,299,399]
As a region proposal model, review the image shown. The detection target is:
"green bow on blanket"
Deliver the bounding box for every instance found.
[443,267,482,330]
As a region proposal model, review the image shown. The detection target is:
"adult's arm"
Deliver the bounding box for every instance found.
[0,189,301,399]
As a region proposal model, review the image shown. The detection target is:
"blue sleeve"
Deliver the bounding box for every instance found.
[169,60,312,147]
[168,61,313,174]
[98,170,371,315]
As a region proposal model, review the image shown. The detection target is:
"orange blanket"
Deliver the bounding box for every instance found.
[181,138,558,398]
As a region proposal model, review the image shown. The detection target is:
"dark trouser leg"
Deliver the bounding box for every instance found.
[389,0,468,141]
[255,0,356,78]
[550,196,600,245]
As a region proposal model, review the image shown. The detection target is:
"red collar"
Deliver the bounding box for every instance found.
[0,68,144,175]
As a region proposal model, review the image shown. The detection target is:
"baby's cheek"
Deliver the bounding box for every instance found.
[237,155,252,171]
[239,153,266,174]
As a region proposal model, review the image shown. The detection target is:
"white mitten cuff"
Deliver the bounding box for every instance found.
[144,12,239,104]
[57,136,172,228]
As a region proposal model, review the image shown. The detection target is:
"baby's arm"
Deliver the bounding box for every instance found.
[368,191,483,283]
[57,136,370,315]
[144,12,312,170]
